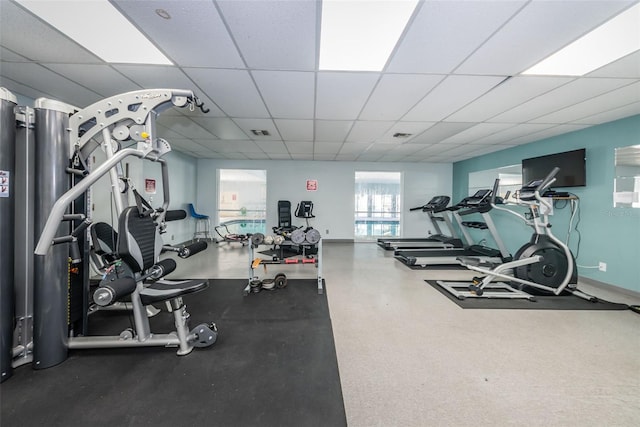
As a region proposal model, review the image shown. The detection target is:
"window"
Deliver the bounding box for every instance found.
[218,169,266,234]
[354,171,401,240]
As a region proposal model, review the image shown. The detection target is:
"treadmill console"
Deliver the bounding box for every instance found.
[464,189,492,206]
[424,195,450,211]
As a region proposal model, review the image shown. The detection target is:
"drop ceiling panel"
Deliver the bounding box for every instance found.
[114,0,244,68]
[44,64,139,97]
[209,140,263,153]
[316,72,379,120]
[233,118,281,140]
[217,0,316,70]
[314,142,343,154]
[275,119,314,141]
[378,122,437,143]
[456,0,635,75]
[403,75,505,121]
[346,121,395,143]
[156,115,216,139]
[245,152,272,160]
[184,68,269,118]
[223,153,250,160]
[0,1,100,63]
[409,122,477,144]
[114,65,224,116]
[358,74,444,120]
[441,123,516,145]
[387,0,526,73]
[472,123,556,145]
[156,123,193,140]
[338,143,371,155]
[447,76,573,122]
[531,81,640,124]
[390,144,427,155]
[254,141,289,154]
[492,78,635,123]
[573,101,640,125]
[252,71,315,119]
[335,154,359,161]
[189,117,248,139]
[357,153,383,161]
[188,150,224,159]
[377,154,408,162]
[588,51,640,78]
[0,47,29,61]
[312,154,335,161]
[0,76,53,101]
[365,144,395,153]
[269,153,293,160]
[291,154,314,160]
[0,62,98,107]
[168,138,211,152]
[285,142,314,154]
[315,120,353,142]
[507,124,591,146]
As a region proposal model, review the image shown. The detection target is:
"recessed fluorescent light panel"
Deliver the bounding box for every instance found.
[16,0,172,65]
[523,3,640,76]
[319,0,419,71]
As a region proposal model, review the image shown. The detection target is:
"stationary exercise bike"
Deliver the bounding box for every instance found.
[437,168,591,301]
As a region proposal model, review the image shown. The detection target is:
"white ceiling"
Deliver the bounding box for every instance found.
[1,0,639,163]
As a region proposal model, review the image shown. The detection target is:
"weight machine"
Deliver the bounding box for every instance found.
[2,88,216,380]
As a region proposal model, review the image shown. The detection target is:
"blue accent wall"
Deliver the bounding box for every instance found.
[453,115,640,293]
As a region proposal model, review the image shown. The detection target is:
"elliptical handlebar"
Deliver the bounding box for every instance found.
[536,167,559,194]
[490,178,500,205]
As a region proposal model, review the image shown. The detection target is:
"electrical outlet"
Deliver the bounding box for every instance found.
[599,262,607,272]
[325,229,329,235]
[171,234,175,241]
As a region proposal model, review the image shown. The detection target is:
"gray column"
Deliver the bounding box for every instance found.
[32,100,74,369]
[0,88,17,382]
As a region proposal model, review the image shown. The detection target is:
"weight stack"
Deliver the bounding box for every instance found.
[0,88,17,382]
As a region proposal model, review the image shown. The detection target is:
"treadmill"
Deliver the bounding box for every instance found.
[377,196,463,251]
[394,185,511,268]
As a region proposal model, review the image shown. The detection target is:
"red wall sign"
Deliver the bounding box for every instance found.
[306,179,317,191]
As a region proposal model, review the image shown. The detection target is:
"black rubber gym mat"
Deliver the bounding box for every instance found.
[0,279,346,427]
[425,280,630,310]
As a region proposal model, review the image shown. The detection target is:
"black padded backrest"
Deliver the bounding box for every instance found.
[117,206,161,273]
[91,222,118,255]
[277,200,292,228]
[295,201,314,218]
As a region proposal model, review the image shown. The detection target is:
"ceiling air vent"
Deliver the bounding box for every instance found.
[251,129,270,136]
[393,132,412,138]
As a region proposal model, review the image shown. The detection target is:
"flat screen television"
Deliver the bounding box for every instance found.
[521,148,586,187]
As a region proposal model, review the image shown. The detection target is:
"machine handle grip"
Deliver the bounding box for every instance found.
[490,179,499,205]
[537,167,560,193]
[93,277,137,306]
[409,205,426,211]
[179,241,207,258]
[165,210,187,221]
[153,259,177,277]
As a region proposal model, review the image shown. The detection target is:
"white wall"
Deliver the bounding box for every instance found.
[196,159,452,240]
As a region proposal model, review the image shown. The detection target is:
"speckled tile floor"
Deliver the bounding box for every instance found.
[165,241,640,427]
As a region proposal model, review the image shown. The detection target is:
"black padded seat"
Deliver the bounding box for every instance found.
[140,279,209,306]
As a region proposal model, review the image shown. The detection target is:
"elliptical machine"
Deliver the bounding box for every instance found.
[436,167,591,301]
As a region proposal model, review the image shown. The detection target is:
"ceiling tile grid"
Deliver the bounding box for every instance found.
[0,0,639,163]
